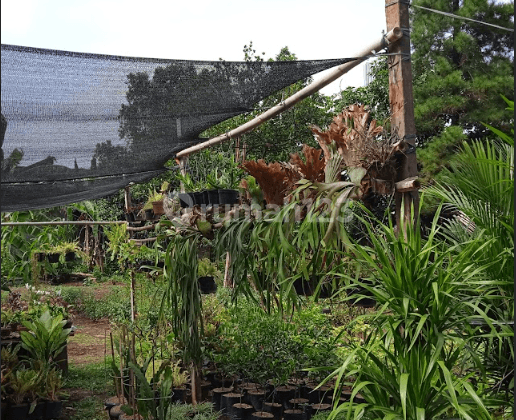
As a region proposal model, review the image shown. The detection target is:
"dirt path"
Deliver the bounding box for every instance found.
[67,314,111,366]
[64,281,115,366]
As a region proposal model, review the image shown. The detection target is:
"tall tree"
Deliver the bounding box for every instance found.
[334,56,391,124]
[203,44,335,162]
[411,0,514,182]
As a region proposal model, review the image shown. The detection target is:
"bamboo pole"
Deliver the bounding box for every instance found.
[129,237,157,245]
[2,221,126,227]
[395,176,420,193]
[126,224,158,232]
[176,27,403,159]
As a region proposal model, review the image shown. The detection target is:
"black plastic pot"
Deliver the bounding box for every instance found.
[5,403,29,420]
[221,393,244,415]
[198,276,217,294]
[311,403,331,415]
[178,193,195,208]
[171,386,186,403]
[229,402,254,420]
[144,209,154,220]
[204,370,217,386]
[193,192,205,206]
[212,387,233,412]
[28,401,45,420]
[306,385,332,404]
[293,278,313,296]
[247,389,266,411]
[64,252,76,262]
[207,189,220,205]
[262,402,282,420]
[201,380,212,401]
[202,190,209,205]
[283,409,304,420]
[47,253,60,263]
[274,386,296,411]
[218,189,239,205]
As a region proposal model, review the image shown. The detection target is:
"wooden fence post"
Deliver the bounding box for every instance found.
[385,0,420,231]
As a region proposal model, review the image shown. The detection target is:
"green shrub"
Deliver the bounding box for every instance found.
[83,288,131,322]
[213,299,339,385]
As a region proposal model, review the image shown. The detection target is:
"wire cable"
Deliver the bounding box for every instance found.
[412,4,514,32]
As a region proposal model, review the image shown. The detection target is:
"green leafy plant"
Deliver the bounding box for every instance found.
[6,368,43,407]
[326,203,507,420]
[160,232,204,403]
[426,97,514,404]
[44,367,63,401]
[123,356,174,420]
[143,189,164,211]
[197,258,217,278]
[175,172,200,192]
[170,361,189,388]
[20,310,71,369]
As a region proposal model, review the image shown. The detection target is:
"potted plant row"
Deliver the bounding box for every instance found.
[176,171,240,208]
[178,189,240,208]
[1,311,70,420]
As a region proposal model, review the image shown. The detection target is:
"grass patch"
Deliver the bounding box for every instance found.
[68,332,99,346]
[64,361,113,392]
[62,362,114,420]
[66,397,106,420]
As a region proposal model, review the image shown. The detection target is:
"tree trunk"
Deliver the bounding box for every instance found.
[190,363,202,405]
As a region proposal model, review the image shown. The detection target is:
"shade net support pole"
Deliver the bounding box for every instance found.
[176,27,403,158]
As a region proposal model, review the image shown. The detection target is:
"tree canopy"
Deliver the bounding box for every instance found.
[202,44,335,163]
[411,0,514,182]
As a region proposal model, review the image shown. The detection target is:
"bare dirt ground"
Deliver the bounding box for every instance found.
[67,314,111,366]
[64,281,117,365]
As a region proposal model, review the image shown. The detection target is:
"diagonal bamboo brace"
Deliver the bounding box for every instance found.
[176,27,403,158]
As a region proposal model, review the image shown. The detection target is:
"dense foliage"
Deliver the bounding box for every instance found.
[411,0,514,182]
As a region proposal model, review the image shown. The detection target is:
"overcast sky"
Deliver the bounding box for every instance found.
[1,0,389,95]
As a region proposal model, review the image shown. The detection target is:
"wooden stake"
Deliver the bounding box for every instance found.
[178,157,188,193]
[124,185,132,213]
[385,0,420,231]
[223,252,232,288]
[176,28,403,159]
[130,269,136,321]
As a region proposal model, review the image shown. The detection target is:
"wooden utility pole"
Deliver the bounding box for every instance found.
[385,0,420,230]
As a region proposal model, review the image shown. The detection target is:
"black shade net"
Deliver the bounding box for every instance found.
[1,44,356,211]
